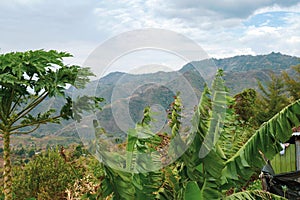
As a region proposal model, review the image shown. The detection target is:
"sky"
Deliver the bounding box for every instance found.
[0,0,299,74]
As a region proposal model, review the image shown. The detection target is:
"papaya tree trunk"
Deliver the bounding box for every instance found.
[3,132,12,200]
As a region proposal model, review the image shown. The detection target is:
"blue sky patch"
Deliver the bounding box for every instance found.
[244,11,298,28]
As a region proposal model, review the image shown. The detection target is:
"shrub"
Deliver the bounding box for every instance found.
[12,148,77,200]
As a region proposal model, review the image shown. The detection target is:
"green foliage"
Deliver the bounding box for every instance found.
[28,149,35,158]
[178,69,227,199]
[183,181,201,200]
[224,99,300,188]
[65,155,103,200]
[224,190,286,200]
[255,73,289,124]
[173,70,300,199]
[12,148,77,199]
[246,179,262,191]
[71,144,88,159]
[0,50,103,199]
[99,106,165,199]
[81,68,300,199]
[232,88,257,123]
[282,64,300,101]
[96,69,300,199]
[15,147,25,156]
[3,52,299,199]
[101,165,164,200]
[219,95,256,159]
[168,92,182,139]
[0,49,102,134]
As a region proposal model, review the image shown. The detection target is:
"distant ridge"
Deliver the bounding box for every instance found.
[24,52,300,144]
[213,52,299,71]
[180,52,299,73]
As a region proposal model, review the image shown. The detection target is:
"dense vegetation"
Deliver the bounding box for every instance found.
[0,50,300,199]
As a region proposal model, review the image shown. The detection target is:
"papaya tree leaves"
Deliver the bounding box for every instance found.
[19,109,58,125]
[73,66,96,89]
[0,73,24,86]
[0,50,99,129]
[71,95,104,122]
[0,50,104,200]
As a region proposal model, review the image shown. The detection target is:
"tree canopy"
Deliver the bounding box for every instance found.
[0,50,102,200]
[255,73,289,124]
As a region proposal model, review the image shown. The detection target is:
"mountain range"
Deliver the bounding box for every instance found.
[15,52,300,147]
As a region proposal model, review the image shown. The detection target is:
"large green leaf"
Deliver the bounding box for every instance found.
[224,100,300,188]
[184,181,201,200]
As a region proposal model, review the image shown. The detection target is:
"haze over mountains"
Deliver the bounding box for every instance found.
[24,52,300,146]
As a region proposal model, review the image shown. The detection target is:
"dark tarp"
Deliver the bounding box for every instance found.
[262,164,300,199]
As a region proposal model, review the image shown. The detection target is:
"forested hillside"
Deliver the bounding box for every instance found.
[23,52,299,142]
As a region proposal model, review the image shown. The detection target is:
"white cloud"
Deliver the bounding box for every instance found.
[238,20,300,56]
[0,0,299,62]
[254,2,300,14]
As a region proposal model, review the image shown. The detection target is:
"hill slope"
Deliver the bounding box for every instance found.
[20,52,300,146]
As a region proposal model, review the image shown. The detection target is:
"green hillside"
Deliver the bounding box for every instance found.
[20,52,299,146]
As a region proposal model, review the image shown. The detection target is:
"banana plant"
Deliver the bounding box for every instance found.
[178,69,228,199]
[99,106,165,199]
[223,99,300,189]
[179,69,300,199]
[97,69,300,199]
[98,95,190,200]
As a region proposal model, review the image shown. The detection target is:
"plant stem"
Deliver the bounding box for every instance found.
[3,131,12,200]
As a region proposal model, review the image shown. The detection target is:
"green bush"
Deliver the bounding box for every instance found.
[12,148,77,200]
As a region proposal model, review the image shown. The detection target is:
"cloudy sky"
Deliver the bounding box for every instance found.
[0,0,299,71]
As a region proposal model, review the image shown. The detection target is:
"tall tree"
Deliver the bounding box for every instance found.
[0,50,102,199]
[255,73,289,125]
[232,88,257,124]
[282,64,300,101]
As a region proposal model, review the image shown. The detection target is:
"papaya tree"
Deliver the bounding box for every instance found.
[0,50,102,200]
